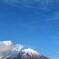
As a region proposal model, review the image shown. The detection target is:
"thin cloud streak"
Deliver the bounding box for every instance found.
[3,0,59,11]
[51,57,59,59]
[45,12,59,21]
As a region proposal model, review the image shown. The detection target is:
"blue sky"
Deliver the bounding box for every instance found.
[0,0,59,59]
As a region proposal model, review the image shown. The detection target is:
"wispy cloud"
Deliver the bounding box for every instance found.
[45,12,59,21]
[0,40,24,59]
[51,57,59,59]
[3,0,51,10]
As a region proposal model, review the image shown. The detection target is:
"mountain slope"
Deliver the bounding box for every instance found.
[6,48,50,59]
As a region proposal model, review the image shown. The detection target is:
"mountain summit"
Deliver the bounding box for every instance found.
[6,48,50,59]
[20,48,42,58]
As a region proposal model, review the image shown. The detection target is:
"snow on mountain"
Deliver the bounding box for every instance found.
[20,48,41,59]
[6,48,50,59]
[21,48,41,55]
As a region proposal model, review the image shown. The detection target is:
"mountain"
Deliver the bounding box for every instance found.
[6,48,50,59]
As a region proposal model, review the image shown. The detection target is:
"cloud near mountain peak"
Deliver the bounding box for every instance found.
[0,40,24,59]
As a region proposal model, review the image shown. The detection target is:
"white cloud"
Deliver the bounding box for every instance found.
[51,57,59,59]
[45,12,59,21]
[3,0,59,11]
[3,0,49,10]
[0,0,57,13]
[0,40,24,59]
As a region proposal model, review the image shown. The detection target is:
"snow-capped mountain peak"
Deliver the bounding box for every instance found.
[22,48,39,54]
[20,48,41,59]
[6,48,50,59]
[21,48,41,55]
